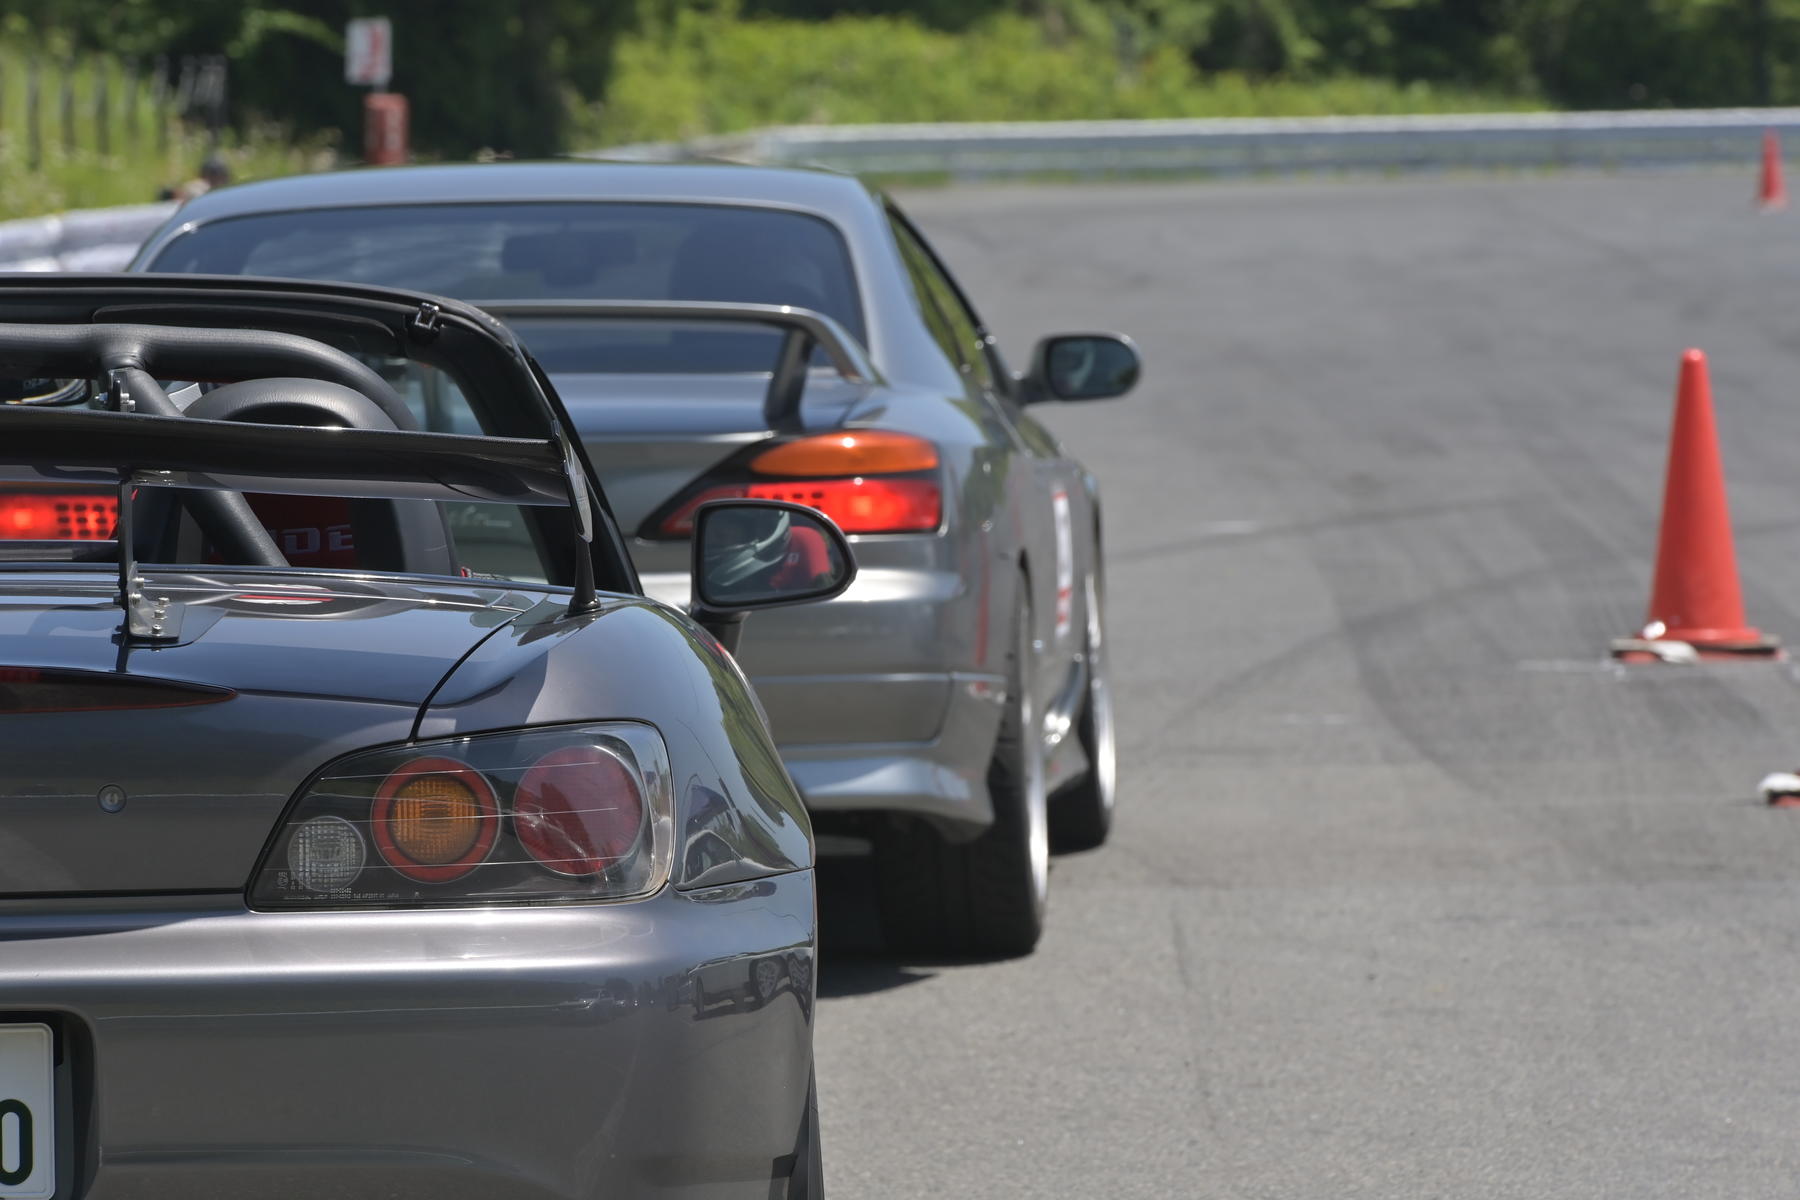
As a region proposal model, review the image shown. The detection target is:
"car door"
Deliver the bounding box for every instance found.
[884,202,1089,714]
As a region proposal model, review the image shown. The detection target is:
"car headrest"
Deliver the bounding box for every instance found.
[181,378,454,576]
[183,377,399,429]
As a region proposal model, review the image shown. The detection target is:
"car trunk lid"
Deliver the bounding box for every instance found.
[0,572,534,896]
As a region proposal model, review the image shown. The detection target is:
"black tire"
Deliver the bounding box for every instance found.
[874,579,1049,957]
[1050,571,1116,852]
[784,1072,824,1199]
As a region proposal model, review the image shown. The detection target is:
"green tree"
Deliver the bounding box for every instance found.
[0,0,633,157]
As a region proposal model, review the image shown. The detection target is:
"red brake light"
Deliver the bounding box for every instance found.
[653,430,943,537]
[0,492,117,540]
[751,477,940,532]
[513,745,647,876]
[0,667,233,713]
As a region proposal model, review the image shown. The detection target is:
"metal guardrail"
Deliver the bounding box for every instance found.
[0,202,175,274]
[7,106,1796,275]
[594,108,1800,179]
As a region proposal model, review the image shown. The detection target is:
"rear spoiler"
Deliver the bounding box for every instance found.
[0,317,599,640]
[0,406,567,507]
[0,407,585,645]
[479,300,879,430]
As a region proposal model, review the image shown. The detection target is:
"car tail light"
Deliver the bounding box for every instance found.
[371,757,502,883]
[647,431,942,537]
[750,431,938,477]
[287,816,367,893]
[514,745,646,875]
[251,723,672,909]
[0,667,233,714]
[0,490,116,540]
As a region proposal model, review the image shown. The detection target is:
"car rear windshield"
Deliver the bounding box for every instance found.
[146,202,865,375]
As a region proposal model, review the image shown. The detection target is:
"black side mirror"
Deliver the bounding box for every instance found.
[1024,333,1140,403]
[689,499,856,653]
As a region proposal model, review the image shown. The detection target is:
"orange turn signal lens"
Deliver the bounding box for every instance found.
[371,756,500,882]
[749,431,938,477]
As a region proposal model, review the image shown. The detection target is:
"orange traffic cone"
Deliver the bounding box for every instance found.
[1760,129,1788,211]
[1614,350,1780,661]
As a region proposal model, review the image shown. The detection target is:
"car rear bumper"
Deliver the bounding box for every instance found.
[0,875,815,1200]
[775,672,1006,833]
[640,567,1007,833]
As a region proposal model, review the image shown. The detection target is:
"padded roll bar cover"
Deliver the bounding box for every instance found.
[185,377,399,430]
[187,378,456,577]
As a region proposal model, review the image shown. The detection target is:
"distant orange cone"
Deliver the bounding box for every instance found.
[1760,129,1788,211]
[1614,350,1780,661]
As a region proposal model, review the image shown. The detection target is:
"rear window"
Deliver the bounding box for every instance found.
[147,202,864,374]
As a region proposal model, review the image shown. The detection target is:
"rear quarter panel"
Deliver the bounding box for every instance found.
[415,596,813,890]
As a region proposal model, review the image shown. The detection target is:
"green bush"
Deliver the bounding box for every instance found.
[584,8,1536,147]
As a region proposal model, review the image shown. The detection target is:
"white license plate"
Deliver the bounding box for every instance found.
[0,1024,52,1200]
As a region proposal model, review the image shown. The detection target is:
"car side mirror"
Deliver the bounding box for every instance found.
[689,499,856,653]
[1024,333,1140,403]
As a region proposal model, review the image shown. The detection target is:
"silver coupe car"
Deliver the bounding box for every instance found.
[0,274,852,1199]
[134,163,1140,956]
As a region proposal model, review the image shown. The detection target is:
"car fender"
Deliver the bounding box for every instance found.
[415,594,814,890]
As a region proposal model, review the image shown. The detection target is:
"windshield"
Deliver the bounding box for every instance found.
[146,201,865,375]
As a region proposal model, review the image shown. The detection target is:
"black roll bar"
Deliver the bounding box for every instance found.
[0,321,417,430]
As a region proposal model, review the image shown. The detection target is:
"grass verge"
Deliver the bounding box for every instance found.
[0,40,332,219]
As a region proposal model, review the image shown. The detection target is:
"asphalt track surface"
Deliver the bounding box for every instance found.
[812,172,1800,1198]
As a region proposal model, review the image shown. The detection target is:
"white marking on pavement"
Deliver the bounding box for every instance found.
[1516,660,1629,675]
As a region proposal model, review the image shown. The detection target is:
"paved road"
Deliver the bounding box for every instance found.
[813,172,1800,1198]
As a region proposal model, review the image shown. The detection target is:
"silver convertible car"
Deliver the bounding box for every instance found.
[0,275,851,1199]
[134,163,1140,956]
